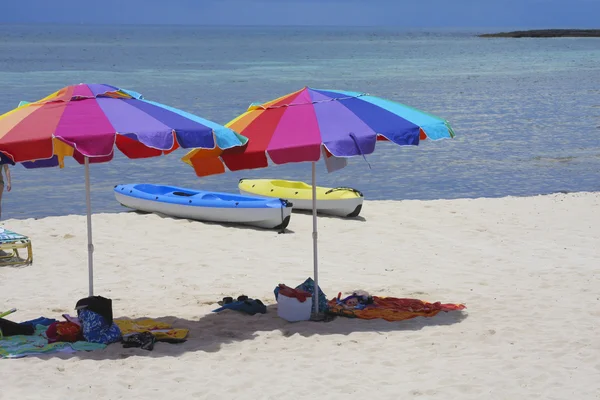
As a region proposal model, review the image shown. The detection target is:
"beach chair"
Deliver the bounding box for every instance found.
[0,228,32,266]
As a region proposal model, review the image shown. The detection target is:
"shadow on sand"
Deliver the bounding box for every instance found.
[127,210,296,234]
[291,209,367,222]
[28,304,467,360]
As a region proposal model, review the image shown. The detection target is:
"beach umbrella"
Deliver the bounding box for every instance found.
[0,83,248,296]
[182,87,455,316]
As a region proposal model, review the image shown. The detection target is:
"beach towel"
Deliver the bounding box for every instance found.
[21,317,58,327]
[114,318,189,341]
[0,228,25,242]
[327,295,466,322]
[0,324,106,359]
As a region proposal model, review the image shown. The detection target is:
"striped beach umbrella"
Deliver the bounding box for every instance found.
[0,83,248,296]
[182,87,455,316]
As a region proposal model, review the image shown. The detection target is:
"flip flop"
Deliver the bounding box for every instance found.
[217,296,234,306]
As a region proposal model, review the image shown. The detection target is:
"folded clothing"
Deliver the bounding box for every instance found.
[45,321,82,344]
[276,284,312,303]
[122,332,156,351]
[212,299,266,315]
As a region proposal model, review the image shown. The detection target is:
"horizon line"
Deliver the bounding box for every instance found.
[0,22,595,30]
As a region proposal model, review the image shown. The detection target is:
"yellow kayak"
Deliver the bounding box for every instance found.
[238,179,364,217]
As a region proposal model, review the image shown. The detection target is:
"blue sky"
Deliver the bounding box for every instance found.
[2,0,598,28]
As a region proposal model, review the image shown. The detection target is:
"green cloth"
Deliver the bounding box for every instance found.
[0,324,106,358]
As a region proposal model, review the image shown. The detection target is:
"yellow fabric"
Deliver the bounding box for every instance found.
[249,87,304,110]
[52,138,75,168]
[239,178,362,201]
[114,318,189,340]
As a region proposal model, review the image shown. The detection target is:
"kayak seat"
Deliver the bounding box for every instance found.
[201,194,220,200]
[272,180,311,190]
[171,191,194,197]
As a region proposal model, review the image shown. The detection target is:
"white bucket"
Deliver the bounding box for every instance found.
[277,293,313,322]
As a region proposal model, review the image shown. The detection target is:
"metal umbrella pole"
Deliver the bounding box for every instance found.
[84,156,95,296]
[311,162,319,315]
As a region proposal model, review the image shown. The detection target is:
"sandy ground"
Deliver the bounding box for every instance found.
[1,192,599,400]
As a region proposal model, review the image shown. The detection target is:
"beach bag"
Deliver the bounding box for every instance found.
[78,309,122,344]
[75,295,113,325]
[0,317,35,337]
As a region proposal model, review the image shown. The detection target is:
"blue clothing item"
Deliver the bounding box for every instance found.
[20,317,58,327]
[79,309,122,344]
[212,299,266,315]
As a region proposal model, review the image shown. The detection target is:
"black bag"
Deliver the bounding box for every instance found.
[0,317,35,336]
[75,296,113,324]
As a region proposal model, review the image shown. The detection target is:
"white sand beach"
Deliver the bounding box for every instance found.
[1,192,599,399]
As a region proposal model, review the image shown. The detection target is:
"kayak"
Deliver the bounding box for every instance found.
[114,184,292,230]
[238,179,364,217]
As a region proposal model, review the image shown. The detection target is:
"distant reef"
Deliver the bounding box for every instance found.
[478,29,600,38]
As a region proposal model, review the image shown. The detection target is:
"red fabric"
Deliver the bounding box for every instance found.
[278,284,312,303]
[45,321,82,343]
[327,295,466,322]
[73,149,114,164]
[0,103,63,162]
[115,134,164,158]
[222,91,299,171]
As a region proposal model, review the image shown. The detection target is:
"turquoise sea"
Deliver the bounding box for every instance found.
[0,24,599,219]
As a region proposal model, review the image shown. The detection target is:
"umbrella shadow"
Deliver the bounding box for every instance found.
[30,304,467,360]
[291,209,367,222]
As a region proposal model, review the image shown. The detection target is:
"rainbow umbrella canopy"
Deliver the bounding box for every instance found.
[182,87,455,315]
[0,83,248,296]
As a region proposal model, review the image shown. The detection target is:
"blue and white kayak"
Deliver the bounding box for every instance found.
[114,184,292,230]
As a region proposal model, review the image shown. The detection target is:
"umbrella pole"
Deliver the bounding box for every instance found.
[84,157,94,297]
[311,162,319,316]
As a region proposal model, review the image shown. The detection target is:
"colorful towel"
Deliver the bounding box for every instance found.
[327,296,466,322]
[0,228,28,242]
[114,318,189,341]
[0,324,106,359]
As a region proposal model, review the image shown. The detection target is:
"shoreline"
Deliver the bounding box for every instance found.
[3,190,599,223]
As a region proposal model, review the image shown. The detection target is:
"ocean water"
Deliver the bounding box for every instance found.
[0,24,599,220]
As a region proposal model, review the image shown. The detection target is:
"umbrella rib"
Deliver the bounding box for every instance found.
[257,92,369,110]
